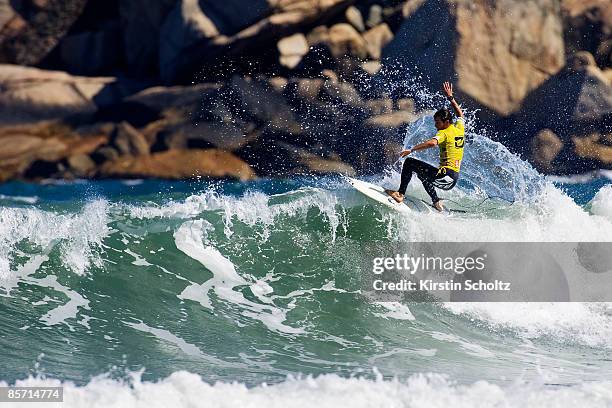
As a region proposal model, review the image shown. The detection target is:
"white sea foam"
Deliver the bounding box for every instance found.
[38,274,90,328]
[124,322,203,358]
[174,220,304,334]
[589,184,612,220]
[0,253,48,295]
[374,302,415,320]
[547,170,612,184]
[130,187,346,242]
[2,371,611,408]
[428,331,495,358]
[0,200,110,281]
[61,201,110,275]
[0,194,39,204]
[125,173,610,248]
[445,303,612,349]
[388,183,612,242]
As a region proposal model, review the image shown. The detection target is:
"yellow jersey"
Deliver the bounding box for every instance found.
[433,117,465,172]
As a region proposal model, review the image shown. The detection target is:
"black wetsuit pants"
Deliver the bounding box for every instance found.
[398,158,458,204]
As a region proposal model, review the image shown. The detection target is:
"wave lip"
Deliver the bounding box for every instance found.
[589,185,612,219]
[445,302,612,349]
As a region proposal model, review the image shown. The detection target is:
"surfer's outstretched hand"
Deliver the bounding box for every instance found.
[400,149,412,157]
[443,81,453,98]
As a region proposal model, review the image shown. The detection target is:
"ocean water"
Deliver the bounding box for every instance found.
[1,119,612,407]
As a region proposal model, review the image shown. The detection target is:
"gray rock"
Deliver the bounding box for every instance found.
[0,65,147,124]
[227,76,301,134]
[596,39,612,69]
[365,98,393,115]
[119,0,178,75]
[0,0,88,65]
[345,6,365,32]
[124,83,221,114]
[113,122,150,156]
[366,5,383,28]
[361,60,381,75]
[518,56,612,131]
[530,129,563,172]
[159,0,353,82]
[0,0,15,28]
[159,0,218,82]
[93,146,120,163]
[163,122,250,151]
[562,0,612,68]
[99,148,256,181]
[241,140,355,177]
[58,21,123,76]
[325,23,368,60]
[0,65,106,124]
[321,77,363,109]
[383,0,565,117]
[67,154,96,176]
[363,23,393,60]
[278,33,310,69]
[287,78,324,101]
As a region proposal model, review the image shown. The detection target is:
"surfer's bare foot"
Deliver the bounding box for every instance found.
[385,189,404,203]
[433,200,444,212]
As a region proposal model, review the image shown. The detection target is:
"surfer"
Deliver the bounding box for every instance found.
[386,81,465,212]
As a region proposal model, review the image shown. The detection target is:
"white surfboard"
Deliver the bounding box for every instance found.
[346,177,432,213]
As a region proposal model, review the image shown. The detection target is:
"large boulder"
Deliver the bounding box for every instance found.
[605,69,612,84]
[382,0,565,117]
[516,52,612,140]
[107,82,256,151]
[318,23,368,60]
[119,83,221,119]
[67,154,96,177]
[344,6,365,32]
[0,65,148,124]
[0,0,88,65]
[112,122,150,156]
[55,21,123,76]
[119,0,178,75]
[275,141,355,176]
[530,129,564,172]
[236,139,355,177]
[573,133,612,167]
[277,33,310,69]
[99,148,256,180]
[304,23,370,69]
[162,122,253,151]
[362,23,393,60]
[159,0,354,82]
[0,121,107,181]
[0,134,67,181]
[562,0,612,68]
[0,64,108,123]
[225,75,301,134]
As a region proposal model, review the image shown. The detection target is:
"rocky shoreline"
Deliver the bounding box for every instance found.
[0,0,610,182]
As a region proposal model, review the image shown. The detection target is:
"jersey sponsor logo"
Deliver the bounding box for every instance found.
[455,136,464,148]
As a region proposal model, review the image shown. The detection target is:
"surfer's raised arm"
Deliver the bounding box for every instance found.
[443,81,463,119]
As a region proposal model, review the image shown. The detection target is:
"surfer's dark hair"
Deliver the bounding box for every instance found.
[434,108,453,122]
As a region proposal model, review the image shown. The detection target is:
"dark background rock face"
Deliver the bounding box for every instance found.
[0,0,610,182]
[0,0,89,65]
